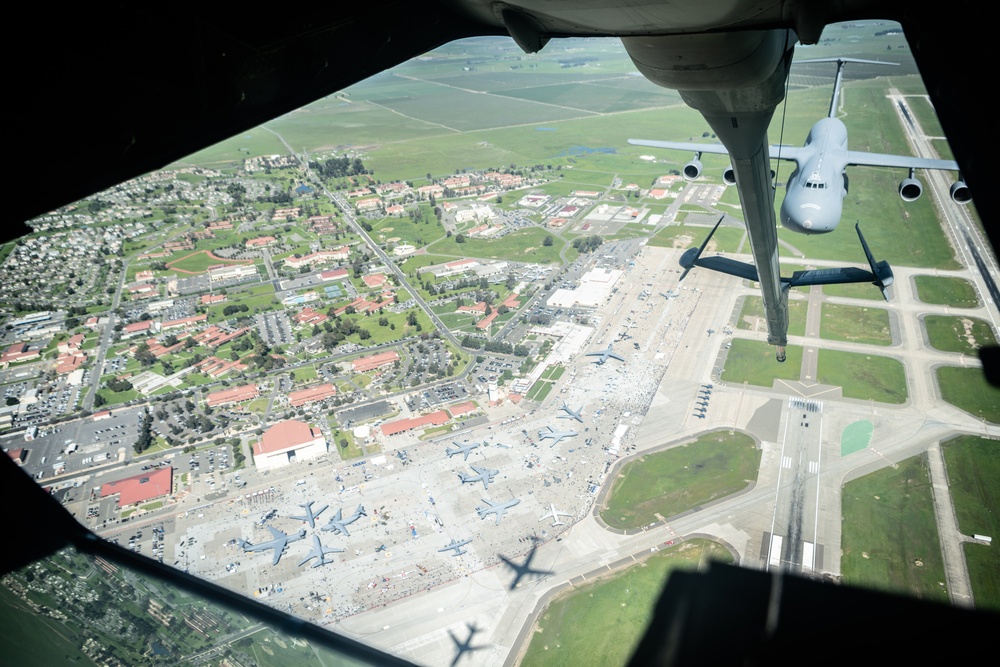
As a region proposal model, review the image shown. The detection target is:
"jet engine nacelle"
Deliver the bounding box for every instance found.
[683,157,703,180]
[898,175,923,202]
[950,180,972,204]
[723,167,736,185]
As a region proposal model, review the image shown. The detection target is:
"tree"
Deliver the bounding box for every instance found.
[455,233,466,244]
[542,235,554,247]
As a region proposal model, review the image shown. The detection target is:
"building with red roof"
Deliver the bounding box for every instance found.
[252,419,326,470]
[206,383,259,408]
[350,350,399,373]
[448,401,477,418]
[100,467,173,507]
[288,383,337,407]
[362,273,387,288]
[379,410,450,437]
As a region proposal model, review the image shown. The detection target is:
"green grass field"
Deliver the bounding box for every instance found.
[601,431,759,530]
[816,349,908,404]
[935,366,1000,423]
[822,281,887,300]
[721,339,803,387]
[527,380,554,402]
[841,453,949,602]
[427,227,568,264]
[167,249,252,274]
[541,364,565,381]
[736,296,807,337]
[0,585,94,666]
[521,539,733,667]
[646,223,744,253]
[913,275,980,307]
[941,435,1000,611]
[923,315,997,355]
[819,303,892,346]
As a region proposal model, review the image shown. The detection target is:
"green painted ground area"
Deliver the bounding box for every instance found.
[816,349,907,404]
[913,275,980,307]
[721,339,803,387]
[841,420,874,456]
[521,539,734,667]
[935,366,1000,423]
[941,435,1000,611]
[819,303,892,346]
[923,315,997,356]
[601,431,759,530]
[841,454,949,602]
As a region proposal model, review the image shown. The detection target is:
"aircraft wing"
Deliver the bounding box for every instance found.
[628,139,731,155]
[845,150,959,171]
[629,138,806,163]
[266,526,285,540]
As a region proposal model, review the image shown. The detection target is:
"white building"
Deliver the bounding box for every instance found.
[252,420,326,471]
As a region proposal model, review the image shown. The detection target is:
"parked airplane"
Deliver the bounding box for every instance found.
[445,441,481,461]
[540,504,574,526]
[447,622,487,667]
[438,537,473,556]
[289,501,327,529]
[537,425,578,448]
[320,505,366,536]
[375,544,387,553]
[458,465,499,490]
[476,497,521,525]
[558,403,584,423]
[498,542,554,589]
[298,535,344,568]
[694,413,706,419]
[586,344,625,365]
[238,526,306,566]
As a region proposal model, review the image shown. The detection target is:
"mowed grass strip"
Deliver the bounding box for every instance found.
[601,431,759,530]
[721,339,803,387]
[819,303,892,346]
[520,539,734,667]
[941,435,1000,611]
[527,380,553,402]
[935,366,1000,423]
[816,349,908,404]
[841,454,949,603]
[923,315,997,356]
[913,275,980,307]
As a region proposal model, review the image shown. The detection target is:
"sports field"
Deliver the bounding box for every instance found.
[520,538,734,667]
[601,431,759,530]
[167,250,252,274]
